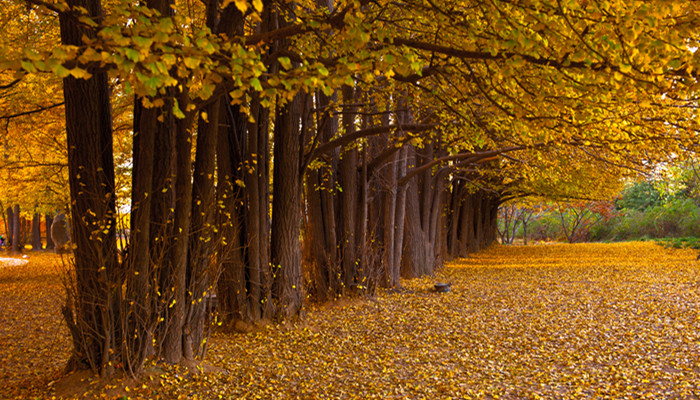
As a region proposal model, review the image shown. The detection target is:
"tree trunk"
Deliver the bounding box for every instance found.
[20,217,29,250]
[400,141,445,278]
[271,95,303,320]
[446,180,464,259]
[523,221,528,245]
[402,173,425,279]
[0,202,7,245]
[245,95,273,321]
[11,205,20,252]
[214,3,275,326]
[59,0,119,375]
[338,85,358,290]
[126,98,158,369]
[162,88,194,363]
[356,139,370,291]
[31,212,42,250]
[216,98,249,325]
[45,213,55,250]
[303,91,339,300]
[184,99,220,360]
[381,149,398,286]
[7,206,14,250]
[393,148,408,276]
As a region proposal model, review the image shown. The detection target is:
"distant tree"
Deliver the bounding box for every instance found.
[557,201,615,243]
[31,211,41,250]
[498,203,523,245]
[616,181,662,211]
[519,204,542,246]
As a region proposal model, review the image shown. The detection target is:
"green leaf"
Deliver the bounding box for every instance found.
[53,64,71,78]
[250,77,263,91]
[124,48,141,62]
[173,101,186,119]
[278,57,292,70]
[20,61,37,73]
[132,36,154,49]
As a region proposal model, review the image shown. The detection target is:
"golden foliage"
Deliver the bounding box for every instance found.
[3,242,700,399]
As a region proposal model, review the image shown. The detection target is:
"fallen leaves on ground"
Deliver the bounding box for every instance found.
[3,242,700,399]
[0,252,72,398]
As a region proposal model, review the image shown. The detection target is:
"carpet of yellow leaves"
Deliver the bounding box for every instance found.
[2,242,700,399]
[0,253,71,398]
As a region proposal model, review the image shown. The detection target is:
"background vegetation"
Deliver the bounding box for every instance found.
[498,159,700,245]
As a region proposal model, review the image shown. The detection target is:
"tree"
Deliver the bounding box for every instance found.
[498,203,523,245]
[616,180,663,211]
[518,202,542,246]
[556,201,614,243]
[58,0,120,374]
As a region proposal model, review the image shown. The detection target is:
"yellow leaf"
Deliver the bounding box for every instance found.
[69,67,92,79]
[223,0,248,13]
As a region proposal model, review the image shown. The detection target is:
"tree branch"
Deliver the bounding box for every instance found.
[306,123,433,161]
[398,144,541,186]
[388,37,608,71]
[0,102,65,121]
[0,79,21,90]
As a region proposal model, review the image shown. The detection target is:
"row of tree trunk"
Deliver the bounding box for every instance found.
[2,205,55,252]
[58,0,502,376]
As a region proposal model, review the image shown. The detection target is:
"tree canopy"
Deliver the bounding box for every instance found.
[2,1,699,201]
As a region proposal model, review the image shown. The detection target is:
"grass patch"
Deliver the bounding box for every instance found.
[655,236,700,249]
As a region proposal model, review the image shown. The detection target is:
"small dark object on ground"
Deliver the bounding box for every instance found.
[434,283,451,293]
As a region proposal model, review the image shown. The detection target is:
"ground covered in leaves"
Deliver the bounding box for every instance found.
[3,242,700,399]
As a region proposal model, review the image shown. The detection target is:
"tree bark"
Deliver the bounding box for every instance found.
[216,98,249,324]
[303,89,339,300]
[45,212,55,250]
[11,205,20,252]
[31,212,42,250]
[393,147,408,277]
[162,88,194,363]
[59,0,119,374]
[126,96,158,369]
[381,148,398,286]
[245,95,273,321]
[338,85,358,290]
[0,202,7,246]
[7,206,14,251]
[184,99,220,360]
[271,94,303,320]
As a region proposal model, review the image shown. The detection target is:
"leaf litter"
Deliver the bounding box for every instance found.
[2,242,700,399]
